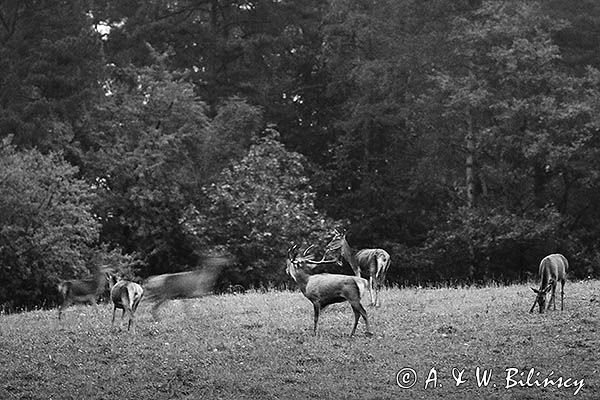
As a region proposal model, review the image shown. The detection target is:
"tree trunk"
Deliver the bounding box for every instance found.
[465,109,476,280]
[206,0,220,117]
[465,110,475,208]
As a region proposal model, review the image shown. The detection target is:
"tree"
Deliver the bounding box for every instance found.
[315,0,478,244]
[86,59,263,276]
[0,138,100,310]
[194,127,342,288]
[93,0,335,166]
[0,1,104,157]
[95,0,326,115]
[542,0,600,70]
[416,1,600,280]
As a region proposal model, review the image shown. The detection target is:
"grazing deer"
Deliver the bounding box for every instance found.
[57,265,111,320]
[108,275,144,333]
[144,256,230,319]
[324,229,391,307]
[530,253,568,313]
[286,245,372,337]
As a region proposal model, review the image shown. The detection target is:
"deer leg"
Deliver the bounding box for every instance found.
[312,303,320,335]
[560,280,565,311]
[58,299,71,320]
[182,299,194,319]
[350,306,360,336]
[544,282,553,311]
[374,260,387,307]
[355,301,372,336]
[111,306,117,328]
[86,298,99,317]
[120,292,128,321]
[369,276,376,306]
[151,299,166,321]
[132,294,142,313]
[126,308,134,332]
[374,278,382,307]
[372,279,379,307]
[130,303,137,333]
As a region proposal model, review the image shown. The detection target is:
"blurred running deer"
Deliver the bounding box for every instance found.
[108,275,144,332]
[286,245,372,337]
[57,265,111,320]
[324,229,390,307]
[144,256,231,319]
[530,253,568,313]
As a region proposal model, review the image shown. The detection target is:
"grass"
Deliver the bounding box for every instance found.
[0,281,598,399]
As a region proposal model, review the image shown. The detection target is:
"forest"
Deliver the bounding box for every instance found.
[1,0,600,310]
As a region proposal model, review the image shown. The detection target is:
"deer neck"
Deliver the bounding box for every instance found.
[539,265,555,290]
[340,237,359,267]
[289,264,310,291]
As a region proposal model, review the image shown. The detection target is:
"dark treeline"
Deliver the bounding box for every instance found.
[1,0,600,310]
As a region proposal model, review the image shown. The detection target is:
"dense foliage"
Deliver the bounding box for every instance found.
[1,0,600,309]
[0,140,100,309]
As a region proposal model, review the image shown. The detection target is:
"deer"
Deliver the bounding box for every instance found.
[324,229,391,307]
[107,275,144,333]
[286,244,372,337]
[57,265,112,320]
[530,253,568,313]
[143,256,230,319]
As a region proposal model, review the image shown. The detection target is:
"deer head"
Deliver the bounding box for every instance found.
[325,229,346,252]
[530,283,552,313]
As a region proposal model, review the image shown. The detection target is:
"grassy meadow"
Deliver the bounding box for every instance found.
[0,281,598,399]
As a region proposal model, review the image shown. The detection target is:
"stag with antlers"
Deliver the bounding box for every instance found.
[286,244,372,337]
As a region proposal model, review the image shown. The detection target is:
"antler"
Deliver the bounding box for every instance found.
[303,251,340,265]
[287,244,299,260]
[303,244,316,257]
[319,248,330,262]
